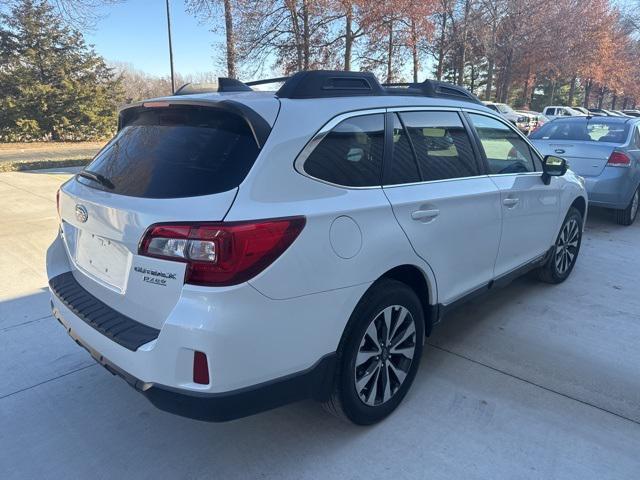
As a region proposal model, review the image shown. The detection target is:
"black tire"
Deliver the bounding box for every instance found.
[537,207,583,284]
[615,187,639,226]
[322,279,424,425]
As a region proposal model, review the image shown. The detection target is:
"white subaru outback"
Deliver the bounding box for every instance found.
[47,71,587,425]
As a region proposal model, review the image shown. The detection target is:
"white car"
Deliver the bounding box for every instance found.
[47,71,587,425]
[542,106,585,120]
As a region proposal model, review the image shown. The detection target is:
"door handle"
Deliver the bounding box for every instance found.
[502,197,520,207]
[411,209,440,221]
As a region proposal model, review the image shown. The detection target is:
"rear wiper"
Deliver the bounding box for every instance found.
[77,170,115,190]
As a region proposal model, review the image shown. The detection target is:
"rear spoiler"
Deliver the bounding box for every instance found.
[117,99,272,149]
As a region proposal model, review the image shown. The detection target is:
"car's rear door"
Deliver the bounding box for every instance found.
[382,109,502,305]
[466,112,561,278]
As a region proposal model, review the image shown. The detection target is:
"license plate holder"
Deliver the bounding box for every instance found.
[75,231,130,292]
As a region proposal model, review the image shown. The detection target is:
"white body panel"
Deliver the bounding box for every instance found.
[383,177,501,303]
[47,89,588,402]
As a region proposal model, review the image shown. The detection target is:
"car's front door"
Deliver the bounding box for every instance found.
[382,110,502,305]
[466,112,561,278]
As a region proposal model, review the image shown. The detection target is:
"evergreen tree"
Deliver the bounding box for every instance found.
[0,0,123,141]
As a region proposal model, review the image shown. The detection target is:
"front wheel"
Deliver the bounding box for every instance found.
[615,187,639,226]
[537,206,583,284]
[323,279,424,425]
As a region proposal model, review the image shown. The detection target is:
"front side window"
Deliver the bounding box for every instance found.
[400,111,480,181]
[468,113,536,174]
[303,114,384,187]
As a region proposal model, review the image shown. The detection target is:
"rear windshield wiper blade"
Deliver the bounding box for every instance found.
[77,170,115,190]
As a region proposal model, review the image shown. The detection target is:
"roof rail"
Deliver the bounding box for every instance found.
[276,71,385,99]
[382,80,482,104]
[173,71,482,105]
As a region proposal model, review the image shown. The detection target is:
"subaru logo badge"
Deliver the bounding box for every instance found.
[75,205,88,223]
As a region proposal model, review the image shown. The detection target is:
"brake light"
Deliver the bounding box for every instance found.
[193,351,209,384]
[608,151,631,166]
[139,217,306,286]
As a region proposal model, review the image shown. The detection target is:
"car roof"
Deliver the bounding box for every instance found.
[550,115,637,124]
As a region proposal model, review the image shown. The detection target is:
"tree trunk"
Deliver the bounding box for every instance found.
[622,97,629,110]
[222,0,236,78]
[584,79,592,107]
[567,76,577,106]
[549,80,557,105]
[611,95,617,110]
[344,8,352,71]
[457,0,471,86]
[302,0,310,70]
[597,87,605,108]
[386,20,394,83]
[435,14,447,81]
[485,59,494,100]
[411,19,418,83]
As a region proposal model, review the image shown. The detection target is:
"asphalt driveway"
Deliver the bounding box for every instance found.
[0,168,639,479]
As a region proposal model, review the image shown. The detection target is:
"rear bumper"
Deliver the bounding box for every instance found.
[47,232,364,421]
[52,306,336,421]
[583,167,637,209]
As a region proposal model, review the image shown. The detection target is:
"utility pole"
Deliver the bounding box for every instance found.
[165,0,176,94]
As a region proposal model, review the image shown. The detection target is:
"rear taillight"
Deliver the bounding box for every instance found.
[608,151,631,166]
[139,217,306,286]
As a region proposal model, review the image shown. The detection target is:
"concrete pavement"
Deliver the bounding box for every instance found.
[1,168,639,479]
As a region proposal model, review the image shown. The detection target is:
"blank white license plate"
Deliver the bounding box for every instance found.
[75,231,130,292]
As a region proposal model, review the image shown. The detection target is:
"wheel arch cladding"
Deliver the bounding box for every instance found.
[378,265,434,336]
[571,196,586,219]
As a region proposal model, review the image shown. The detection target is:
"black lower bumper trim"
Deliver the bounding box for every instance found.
[49,272,160,351]
[142,353,337,422]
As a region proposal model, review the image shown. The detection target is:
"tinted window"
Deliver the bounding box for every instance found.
[400,111,480,181]
[469,113,535,174]
[546,108,555,115]
[304,114,384,187]
[529,119,631,144]
[387,114,420,185]
[77,107,261,198]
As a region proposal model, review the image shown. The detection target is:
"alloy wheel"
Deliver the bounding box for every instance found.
[555,218,580,275]
[354,305,417,406]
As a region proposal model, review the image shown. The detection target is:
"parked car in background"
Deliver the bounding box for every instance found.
[571,107,592,116]
[517,110,549,134]
[611,110,633,117]
[484,102,531,132]
[47,71,588,425]
[588,108,621,116]
[530,116,640,225]
[622,110,640,117]
[542,106,584,120]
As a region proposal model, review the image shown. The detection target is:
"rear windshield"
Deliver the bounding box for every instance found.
[77,106,261,198]
[529,119,630,144]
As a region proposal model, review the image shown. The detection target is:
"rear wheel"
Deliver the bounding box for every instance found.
[615,187,639,226]
[323,279,424,425]
[537,207,583,284]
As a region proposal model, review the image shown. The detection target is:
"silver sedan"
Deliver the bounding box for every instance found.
[530,116,640,225]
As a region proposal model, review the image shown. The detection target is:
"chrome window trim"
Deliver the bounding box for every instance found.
[294,108,387,190]
[294,105,508,190]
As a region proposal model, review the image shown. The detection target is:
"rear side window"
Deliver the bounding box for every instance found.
[400,111,480,181]
[303,114,384,187]
[77,106,261,198]
[469,113,536,174]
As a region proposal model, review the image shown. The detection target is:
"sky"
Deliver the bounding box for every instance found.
[85,0,224,77]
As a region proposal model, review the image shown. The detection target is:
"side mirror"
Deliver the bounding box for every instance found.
[542,155,567,184]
